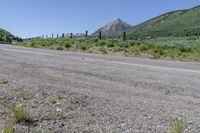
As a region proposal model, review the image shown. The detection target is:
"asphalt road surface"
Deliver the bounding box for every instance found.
[0,44,200,133]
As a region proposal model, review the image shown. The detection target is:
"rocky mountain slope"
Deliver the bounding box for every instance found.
[92,18,132,36]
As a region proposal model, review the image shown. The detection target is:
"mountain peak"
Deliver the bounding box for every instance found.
[92,18,132,36]
[113,18,122,21]
[109,18,126,25]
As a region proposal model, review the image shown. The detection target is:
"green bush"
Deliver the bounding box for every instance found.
[116,43,129,48]
[130,47,141,55]
[12,107,30,123]
[107,42,115,47]
[56,46,64,50]
[90,38,99,43]
[169,119,186,133]
[58,40,64,46]
[80,44,88,50]
[99,47,108,54]
[128,41,142,46]
[187,36,197,40]
[2,128,15,133]
[138,43,150,51]
[179,45,193,53]
[98,40,107,46]
[30,42,37,48]
[64,42,71,49]
[109,39,118,44]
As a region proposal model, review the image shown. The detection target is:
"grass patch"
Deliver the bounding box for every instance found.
[169,119,186,133]
[68,96,78,104]
[99,47,108,54]
[11,107,30,123]
[2,128,15,133]
[0,79,9,85]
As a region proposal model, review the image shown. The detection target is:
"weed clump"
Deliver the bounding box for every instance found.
[0,79,9,85]
[169,119,186,133]
[2,128,15,133]
[11,107,30,123]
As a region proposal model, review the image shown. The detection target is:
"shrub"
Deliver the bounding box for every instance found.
[2,128,15,133]
[99,47,108,54]
[152,45,167,56]
[80,44,88,50]
[98,40,107,46]
[11,107,30,123]
[130,47,140,55]
[128,41,142,46]
[169,119,186,133]
[64,42,71,49]
[57,40,63,45]
[187,36,197,40]
[129,41,136,46]
[116,43,129,48]
[91,38,99,43]
[107,42,115,47]
[56,46,64,50]
[30,42,37,48]
[138,43,150,51]
[179,45,193,53]
[109,39,118,44]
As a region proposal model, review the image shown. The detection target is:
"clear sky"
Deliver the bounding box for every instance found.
[0,0,200,38]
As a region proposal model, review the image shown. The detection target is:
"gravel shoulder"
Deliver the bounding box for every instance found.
[0,44,200,132]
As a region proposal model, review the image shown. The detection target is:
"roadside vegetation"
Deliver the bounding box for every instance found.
[169,119,186,133]
[16,37,200,62]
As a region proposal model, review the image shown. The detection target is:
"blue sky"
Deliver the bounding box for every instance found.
[0,0,200,38]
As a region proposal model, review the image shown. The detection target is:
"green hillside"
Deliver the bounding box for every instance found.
[127,5,200,39]
[0,28,22,42]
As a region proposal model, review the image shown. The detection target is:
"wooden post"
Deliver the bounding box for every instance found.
[70,33,73,39]
[99,31,102,40]
[123,31,126,42]
[86,30,88,37]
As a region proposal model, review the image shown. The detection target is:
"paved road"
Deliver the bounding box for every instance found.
[0,44,200,132]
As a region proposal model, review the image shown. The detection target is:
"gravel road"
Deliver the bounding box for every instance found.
[0,44,200,133]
